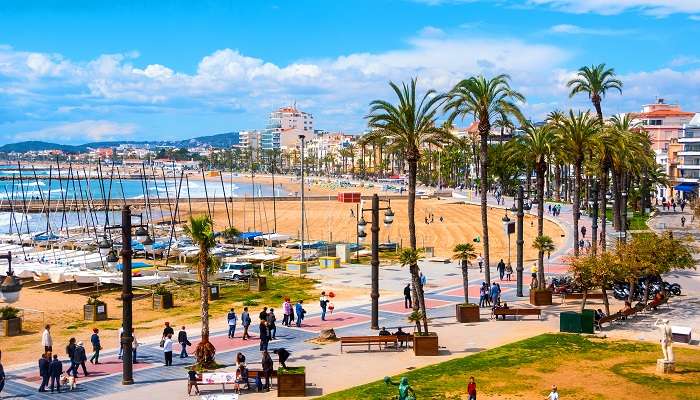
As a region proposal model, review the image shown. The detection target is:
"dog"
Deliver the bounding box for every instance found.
[60,374,77,391]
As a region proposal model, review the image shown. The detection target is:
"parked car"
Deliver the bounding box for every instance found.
[218,262,254,281]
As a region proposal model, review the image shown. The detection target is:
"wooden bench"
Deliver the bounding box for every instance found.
[561,292,607,304]
[493,308,541,320]
[339,335,399,352]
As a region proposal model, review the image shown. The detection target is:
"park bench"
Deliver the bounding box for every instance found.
[492,307,541,320]
[561,292,607,304]
[339,335,399,352]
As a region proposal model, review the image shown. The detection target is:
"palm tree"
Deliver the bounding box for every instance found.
[367,78,451,333]
[444,74,525,284]
[552,111,601,256]
[567,63,623,121]
[183,215,217,367]
[494,112,514,145]
[510,122,555,284]
[532,235,555,288]
[453,243,477,304]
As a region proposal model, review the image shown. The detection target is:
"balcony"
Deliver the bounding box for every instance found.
[677,164,700,170]
[678,151,700,156]
[678,137,700,143]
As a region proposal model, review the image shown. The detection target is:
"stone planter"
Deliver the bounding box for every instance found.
[209,284,221,300]
[152,293,174,310]
[277,367,306,397]
[286,261,308,274]
[248,276,267,292]
[413,332,439,356]
[530,289,553,306]
[83,304,108,321]
[456,304,480,323]
[0,318,21,337]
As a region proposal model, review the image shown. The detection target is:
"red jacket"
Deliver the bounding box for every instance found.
[468,382,476,395]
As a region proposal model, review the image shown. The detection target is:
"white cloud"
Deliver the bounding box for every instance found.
[419,26,446,37]
[16,120,137,141]
[690,15,700,20]
[669,55,700,67]
[549,24,633,35]
[529,0,700,16]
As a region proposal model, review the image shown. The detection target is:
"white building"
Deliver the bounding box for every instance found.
[676,113,700,198]
[268,106,314,148]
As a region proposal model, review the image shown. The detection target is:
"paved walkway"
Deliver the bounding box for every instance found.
[0,194,659,399]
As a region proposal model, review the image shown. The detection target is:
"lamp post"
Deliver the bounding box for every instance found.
[103,206,152,385]
[0,252,21,303]
[357,194,393,330]
[299,134,306,262]
[502,212,512,268]
[515,185,525,297]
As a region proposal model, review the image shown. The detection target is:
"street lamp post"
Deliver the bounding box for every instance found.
[357,193,393,330]
[516,185,525,297]
[103,206,152,385]
[299,134,306,262]
[502,213,512,268]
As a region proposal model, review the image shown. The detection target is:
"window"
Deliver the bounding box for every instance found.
[648,119,662,126]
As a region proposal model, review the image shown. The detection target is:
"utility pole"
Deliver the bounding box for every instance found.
[516,185,524,297]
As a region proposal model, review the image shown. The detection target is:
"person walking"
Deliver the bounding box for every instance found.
[73,341,88,377]
[162,321,174,338]
[477,254,484,273]
[403,284,412,309]
[259,307,268,323]
[681,216,686,227]
[272,348,290,368]
[241,307,252,340]
[479,283,487,308]
[490,282,500,307]
[505,264,513,281]
[42,324,53,355]
[319,291,329,321]
[267,308,277,340]
[581,226,587,238]
[420,272,427,287]
[467,376,477,400]
[295,300,305,327]
[227,308,238,339]
[261,350,274,391]
[65,338,77,376]
[117,324,124,359]
[49,354,62,393]
[0,351,4,395]
[546,384,559,400]
[163,333,173,366]
[132,328,139,363]
[282,298,292,326]
[38,353,50,392]
[178,326,190,358]
[259,320,269,351]
[89,328,101,364]
[497,259,506,281]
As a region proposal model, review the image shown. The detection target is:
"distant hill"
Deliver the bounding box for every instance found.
[0,132,240,153]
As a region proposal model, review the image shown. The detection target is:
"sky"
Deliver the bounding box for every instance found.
[1,0,700,144]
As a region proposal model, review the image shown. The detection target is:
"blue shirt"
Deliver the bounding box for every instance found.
[295,303,304,318]
[91,333,100,348]
[490,285,499,298]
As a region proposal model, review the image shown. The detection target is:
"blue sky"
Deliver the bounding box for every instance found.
[1,0,700,144]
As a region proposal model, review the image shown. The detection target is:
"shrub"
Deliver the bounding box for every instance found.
[0,306,20,320]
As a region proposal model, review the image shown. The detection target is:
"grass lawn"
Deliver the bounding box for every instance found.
[605,209,650,231]
[319,334,700,400]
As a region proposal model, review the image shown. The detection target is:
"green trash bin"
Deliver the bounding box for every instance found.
[581,309,595,334]
[560,311,582,333]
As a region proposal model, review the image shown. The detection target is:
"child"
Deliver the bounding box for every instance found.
[187,369,200,396]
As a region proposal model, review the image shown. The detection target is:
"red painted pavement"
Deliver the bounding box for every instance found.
[292,312,370,333]
[441,286,513,298]
[19,357,155,383]
[380,298,454,314]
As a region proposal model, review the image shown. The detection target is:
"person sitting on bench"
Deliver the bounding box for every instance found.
[378,327,391,336]
[272,348,290,368]
[393,327,409,348]
[233,364,249,393]
[619,301,632,319]
[493,302,509,320]
[594,308,606,323]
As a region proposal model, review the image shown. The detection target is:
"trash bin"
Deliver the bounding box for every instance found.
[581,309,595,334]
[209,284,221,300]
[560,311,582,333]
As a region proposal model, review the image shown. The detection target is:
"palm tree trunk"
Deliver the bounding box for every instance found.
[536,167,546,288]
[195,243,215,366]
[408,157,428,332]
[479,127,491,284]
[593,98,604,121]
[573,160,582,257]
[554,164,561,202]
[599,167,608,252]
[461,259,469,304]
[612,170,622,231]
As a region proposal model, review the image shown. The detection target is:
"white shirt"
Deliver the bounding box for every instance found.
[477,256,484,264]
[132,334,139,349]
[42,329,52,347]
[547,391,559,400]
[163,338,173,352]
